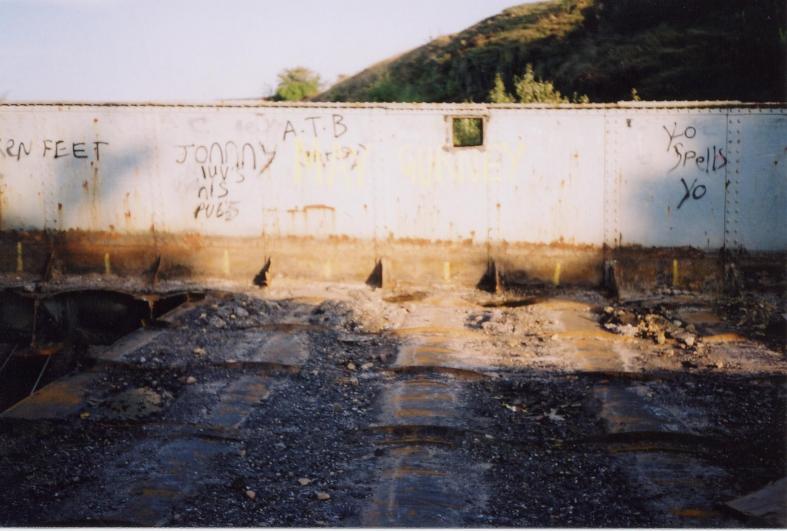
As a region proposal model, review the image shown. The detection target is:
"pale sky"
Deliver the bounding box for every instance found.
[0,0,526,102]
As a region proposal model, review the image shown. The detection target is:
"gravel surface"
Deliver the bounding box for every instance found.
[0,282,784,527]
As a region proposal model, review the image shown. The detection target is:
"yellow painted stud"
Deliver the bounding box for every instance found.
[104,253,111,275]
[442,261,451,282]
[672,258,679,287]
[552,261,562,286]
[16,242,23,273]
[222,249,231,276]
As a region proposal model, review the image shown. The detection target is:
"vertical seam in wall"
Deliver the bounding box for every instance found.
[601,111,609,254]
[603,111,611,251]
[614,112,620,247]
[262,113,269,250]
[603,110,620,250]
[723,109,730,250]
[150,109,161,254]
[484,112,491,261]
[372,109,378,259]
[735,111,741,248]
[727,109,742,250]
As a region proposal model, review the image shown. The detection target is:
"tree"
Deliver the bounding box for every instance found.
[274,67,321,101]
[513,64,566,104]
[488,73,515,103]
[487,65,585,104]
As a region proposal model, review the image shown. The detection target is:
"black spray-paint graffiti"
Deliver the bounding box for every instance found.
[182,114,354,219]
[662,123,726,209]
[662,123,727,173]
[282,114,348,142]
[677,177,707,209]
[177,141,278,223]
[175,141,277,177]
[193,165,240,222]
[0,138,108,161]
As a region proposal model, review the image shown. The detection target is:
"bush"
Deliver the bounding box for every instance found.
[489,73,515,103]
[488,65,584,103]
[365,73,423,102]
[274,67,321,101]
[514,64,566,103]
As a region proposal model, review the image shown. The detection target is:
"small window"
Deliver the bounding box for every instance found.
[452,117,484,147]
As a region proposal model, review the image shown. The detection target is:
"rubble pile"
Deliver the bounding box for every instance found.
[600,305,700,350]
[716,294,785,348]
[466,306,547,338]
[187,293,286,330]
[309,290,406,334]
[309,300,361,331]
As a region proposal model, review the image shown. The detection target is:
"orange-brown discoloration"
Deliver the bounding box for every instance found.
[394,408,444,418]
[0,229,783,294]
[0,372,97,420]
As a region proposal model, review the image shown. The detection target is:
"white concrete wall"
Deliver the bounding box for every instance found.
[0,103,784,251]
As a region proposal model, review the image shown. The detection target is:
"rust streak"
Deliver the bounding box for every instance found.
[302,204,336,212]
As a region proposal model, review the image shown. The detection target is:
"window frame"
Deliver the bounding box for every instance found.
[447,115,486,150]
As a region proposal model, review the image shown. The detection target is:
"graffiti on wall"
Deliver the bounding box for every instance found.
[398,142,526,187]
[1,138,109,161]
[293,139,369,187]
[177,114,365,222]
[284,114,368,187]
[282,114,348,142]
[175,141,277,222]
[662,123,727,209]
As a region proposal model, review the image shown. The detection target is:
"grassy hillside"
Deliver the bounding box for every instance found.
[317,0,786,103]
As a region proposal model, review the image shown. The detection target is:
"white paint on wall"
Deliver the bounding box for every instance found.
[0,103,784,251]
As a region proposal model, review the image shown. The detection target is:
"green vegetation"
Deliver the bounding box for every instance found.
[489,73,515,103]
[317,0,785,103]
[365,73,424,102]
[452,117,484,146]
[490,64,571,103]
[274,67,321,101]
